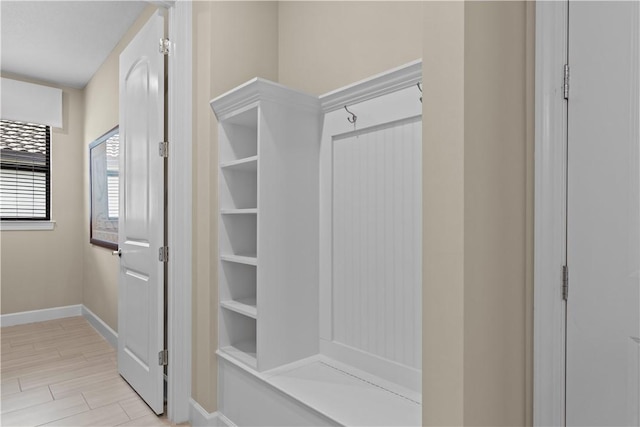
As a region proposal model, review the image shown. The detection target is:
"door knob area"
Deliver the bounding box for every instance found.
[112,249,122,257]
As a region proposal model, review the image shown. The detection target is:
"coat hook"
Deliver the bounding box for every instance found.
[344,105,357,124]
[417,82,423,103]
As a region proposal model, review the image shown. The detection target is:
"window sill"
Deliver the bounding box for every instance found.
[1,221,56,231]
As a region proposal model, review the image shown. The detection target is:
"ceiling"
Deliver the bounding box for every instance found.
[1,1,148,89]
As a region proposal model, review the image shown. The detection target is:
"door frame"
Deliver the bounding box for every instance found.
[165,0,192,423]
[533,1,568,426]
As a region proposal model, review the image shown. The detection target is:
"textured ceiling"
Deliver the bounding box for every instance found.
[1,1,148,88]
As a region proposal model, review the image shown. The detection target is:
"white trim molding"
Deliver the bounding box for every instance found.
[217,413,236,427]
[533,1,568,426]
[81,305,118,348]
[0,304,82,327]
[167,0,193,423]
[210,77,321,121]
[319,59,422,113]
[189,399,235,427]
[0,220,56,231]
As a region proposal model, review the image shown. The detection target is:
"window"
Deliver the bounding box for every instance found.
[0,120,51,220]
[105,133,119,219]
[89,127,119,249]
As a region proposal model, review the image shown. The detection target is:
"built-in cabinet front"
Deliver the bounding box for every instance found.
[213,79,322,373]
[211,61,423,426]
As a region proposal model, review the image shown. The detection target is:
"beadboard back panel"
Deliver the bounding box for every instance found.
[332,117,422,370]
[319,76,423,391]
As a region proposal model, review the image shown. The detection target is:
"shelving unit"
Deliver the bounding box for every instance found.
[212,78,321,372]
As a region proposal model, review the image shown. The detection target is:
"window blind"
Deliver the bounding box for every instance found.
[106,132,119,219]
[0,120,51,220]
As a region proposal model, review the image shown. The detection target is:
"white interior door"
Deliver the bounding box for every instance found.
[566,1,640,425]
[117,10,166,415]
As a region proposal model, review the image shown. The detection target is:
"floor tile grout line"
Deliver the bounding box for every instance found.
[117,399,135,421]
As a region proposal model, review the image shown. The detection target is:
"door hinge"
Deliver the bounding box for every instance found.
[562,265,569,301]
[159,246,169,263]
[563,64,570,100]
[159,38,170,55]
[159,141,169,158]
[158,349,168,366]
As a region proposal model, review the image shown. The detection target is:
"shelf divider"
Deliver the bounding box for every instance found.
[220,155,258,172]
[221,297,258,319]
[221,254,257,266]
[221,208,258,215]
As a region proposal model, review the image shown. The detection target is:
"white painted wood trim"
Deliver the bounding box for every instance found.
[319,59,422,113]
[533,1,568,426]
[0,304,82,327]
[210,78,320,120]
[0,220,55,231]
[320,339,422,393]
[189,399,220,427]
[146,0,176,8]
[81,305,118,348]
[217,413,236,427]
[167,0,193,424]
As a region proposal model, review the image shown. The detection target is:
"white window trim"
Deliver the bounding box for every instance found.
[0,220,55,231]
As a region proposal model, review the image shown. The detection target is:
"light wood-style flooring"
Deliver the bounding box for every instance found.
[0,316,187,427]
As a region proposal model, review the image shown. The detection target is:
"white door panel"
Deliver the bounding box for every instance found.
[566,1,640,425]
[118,10,165,415]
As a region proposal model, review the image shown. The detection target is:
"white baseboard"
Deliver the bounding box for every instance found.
[189,399,235,427]
[0,304,82,327]
[81,305,118,348]
[217,413,236,427]
[0,304,118,351]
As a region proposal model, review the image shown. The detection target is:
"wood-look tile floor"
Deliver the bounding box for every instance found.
[0,316,188,427]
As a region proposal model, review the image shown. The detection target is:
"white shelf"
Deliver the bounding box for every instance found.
[221,254,257,266]
[221,208,258,215]
[220,156,258,172]
[221,297,257,319]
[221,341,257,370]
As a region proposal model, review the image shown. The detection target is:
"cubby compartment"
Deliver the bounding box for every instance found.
[219,107,258,163]
[220,259,257,319]
[220,167,257,210]
[220,309,257,369]
[220,213,257,258]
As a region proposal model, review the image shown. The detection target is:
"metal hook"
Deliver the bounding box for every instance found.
[344,105,357,124]
[417,82,423,103]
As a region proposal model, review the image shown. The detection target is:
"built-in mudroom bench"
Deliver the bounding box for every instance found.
[211,60,423,427]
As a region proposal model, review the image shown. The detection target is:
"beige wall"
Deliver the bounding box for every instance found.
[82,5,158,331]
[194,1,534,424]
[278,1,423,95]
[0,75,85,314]
[422,2,466,424]
[462,2,533,424]
[422,2,534,425]
[191,1,279,412]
